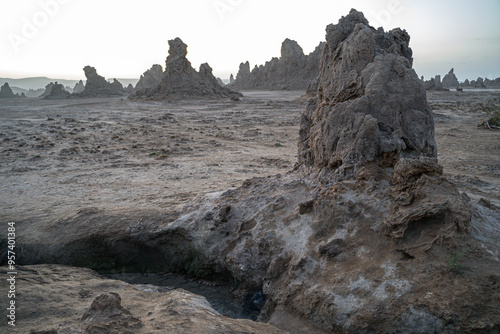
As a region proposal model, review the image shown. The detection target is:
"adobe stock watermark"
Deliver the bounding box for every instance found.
[7,0,73,54]
[213,0,244,21]
[370,0,403,29]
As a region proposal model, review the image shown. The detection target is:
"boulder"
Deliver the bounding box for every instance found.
[131,38,241,100]
[442,68,459,88]
[134,64,163,91]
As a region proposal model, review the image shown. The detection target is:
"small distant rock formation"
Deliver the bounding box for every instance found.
[424,75,448,90]
[425,70,500,89]
[230,39,325,90]
[459,77,499,88]
[109,78,124,92]
[134,64,163,91]
[0,82,18,98]
[79,66,125,97]
[125,83,134,94]
[43,82,71,100]
[235,61,251,83]
[484,77,500,88]
[471,77,486,88]
[229,74,235,84]
[39,82,55,98]
[131,38,241,100]
[216,77,225,86]
[442,68,459,88]
[72,80,85,94]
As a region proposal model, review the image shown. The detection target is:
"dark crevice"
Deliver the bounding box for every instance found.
[3,234,265,321]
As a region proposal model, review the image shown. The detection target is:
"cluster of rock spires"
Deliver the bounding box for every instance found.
[131,38,241,100]
[0,82,25,98]
[424,68,500,90]
[9,9,499,334]
[229,39,324,90]
[37,66,128,99]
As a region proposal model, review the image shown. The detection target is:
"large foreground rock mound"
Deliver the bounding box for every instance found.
[79,66,125,97]
[230,39,324,90]
[131,38,241,100]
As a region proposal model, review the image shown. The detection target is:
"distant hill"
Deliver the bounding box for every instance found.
[0,77,138,91]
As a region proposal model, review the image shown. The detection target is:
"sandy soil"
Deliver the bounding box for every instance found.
[0,91,303,224]
[0,89,498,229]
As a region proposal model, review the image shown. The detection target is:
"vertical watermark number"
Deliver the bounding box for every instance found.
[6,222,17,327]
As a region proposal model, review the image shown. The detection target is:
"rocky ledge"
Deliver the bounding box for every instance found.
[4,264,284,334]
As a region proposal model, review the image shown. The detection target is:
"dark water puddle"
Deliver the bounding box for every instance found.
[103,272,264,320]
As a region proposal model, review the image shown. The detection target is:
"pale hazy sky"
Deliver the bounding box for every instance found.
[1,0,499,82]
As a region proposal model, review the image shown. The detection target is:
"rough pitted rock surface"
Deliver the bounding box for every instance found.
[6,265,285,334]
[131,38,241,100]
[442,68,459,88]
[134,64,163,91]
[43,82,71,100]
[230,39,325,90]
[299,10,435,180]
[79,66,125,97]
[0,82,17,98]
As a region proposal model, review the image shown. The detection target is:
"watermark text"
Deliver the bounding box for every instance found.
[6,222,17,327]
